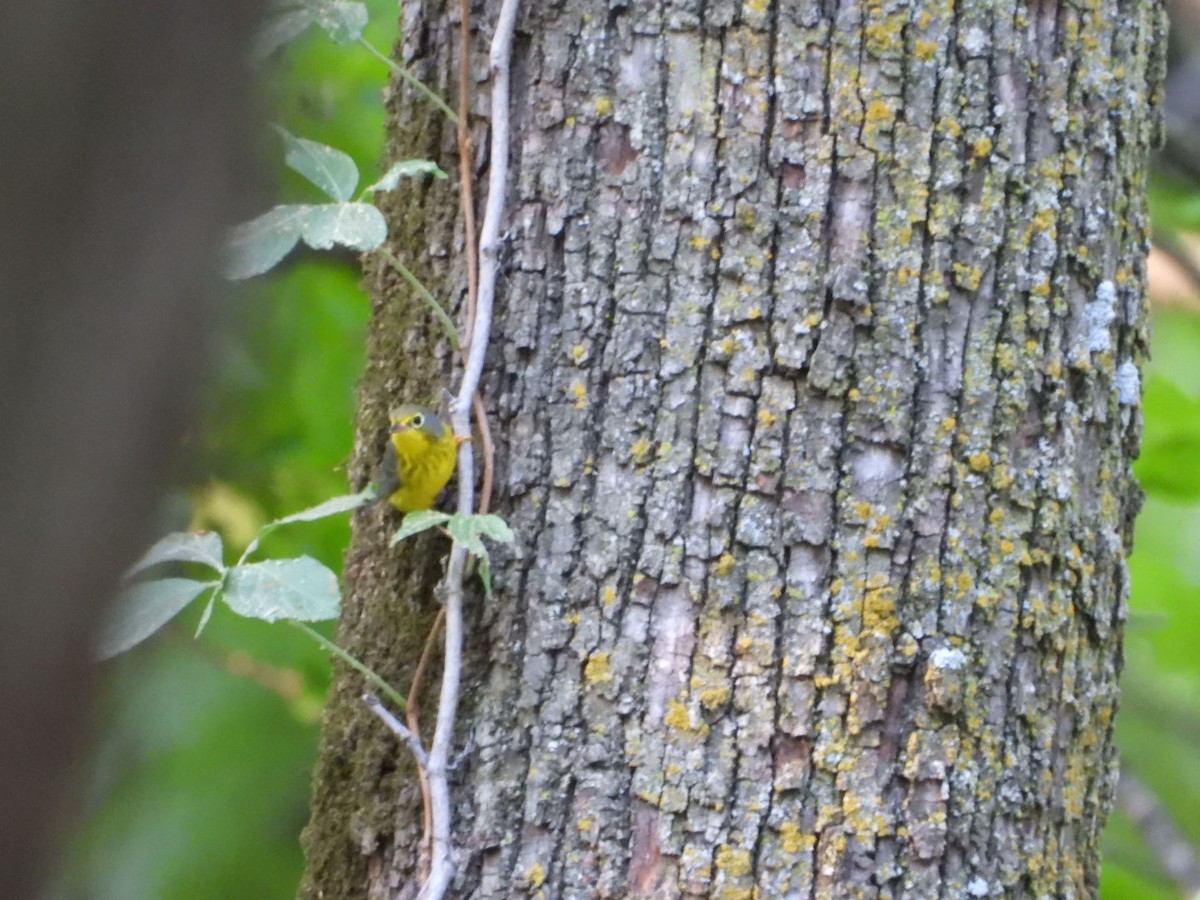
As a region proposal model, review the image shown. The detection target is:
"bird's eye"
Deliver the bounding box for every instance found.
[412,413,424,427]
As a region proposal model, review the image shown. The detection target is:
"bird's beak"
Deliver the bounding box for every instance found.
[389,423,406,434]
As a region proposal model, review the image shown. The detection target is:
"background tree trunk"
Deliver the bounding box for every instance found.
[0,2,259,895]
[302,0,1167,896]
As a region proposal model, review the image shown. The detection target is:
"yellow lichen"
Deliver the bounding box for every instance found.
[715,845,753,877]
[584,651,613,683]
[525,863,546,888]
[631,437,654,465]
[863,586,898,634]
[865,99,895,126]
[715,552,736,577]
[664,699,692,731]
[968,451,991,472]
[914,38,938,59]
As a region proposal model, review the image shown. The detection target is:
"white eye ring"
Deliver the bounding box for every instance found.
[412,413,425,427]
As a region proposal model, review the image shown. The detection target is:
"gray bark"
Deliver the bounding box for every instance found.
[302,0,1166,896]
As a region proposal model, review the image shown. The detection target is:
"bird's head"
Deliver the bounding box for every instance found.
[388,404,446,440]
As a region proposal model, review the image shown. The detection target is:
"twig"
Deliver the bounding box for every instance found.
[457,0,480,346]
[416,0,520,896]
[1116,764,1200,896]
[407,0,488,878]
[1154,233,1200,299]
[407,605,444,880]
[472,393,495,515]
[363,693,430,769]
[406,0,499,883]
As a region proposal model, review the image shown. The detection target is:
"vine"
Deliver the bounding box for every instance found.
[102,1,520,897]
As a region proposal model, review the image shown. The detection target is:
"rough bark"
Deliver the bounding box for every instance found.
[302,0,1166,896]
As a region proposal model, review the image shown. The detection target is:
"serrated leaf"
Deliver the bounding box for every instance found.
[224,204,313,279]
[251,8,315,61]
[365,159,447,194]
[274,126,359,201]
[390,510,451,545]
[97,578,214,659]
[224,557,341,622]
[273,490,375,526]
[312,1,368,43]
[127,531,225,578]
[302,202,387,251]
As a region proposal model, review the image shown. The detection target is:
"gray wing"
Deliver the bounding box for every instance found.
[373,441,400,500]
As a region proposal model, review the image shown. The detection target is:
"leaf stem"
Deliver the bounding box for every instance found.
[291,620,407,713]
[358,38,458,123]
[377,249,461,351]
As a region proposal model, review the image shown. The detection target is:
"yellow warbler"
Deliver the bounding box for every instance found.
[376,404,458,512]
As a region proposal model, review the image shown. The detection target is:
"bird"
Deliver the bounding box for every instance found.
[375,404,458,512]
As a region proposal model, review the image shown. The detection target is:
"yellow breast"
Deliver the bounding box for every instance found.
[388,425,457,512]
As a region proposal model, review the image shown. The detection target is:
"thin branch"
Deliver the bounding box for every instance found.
[417,0,520,896]
[457,0,480,347]
[363,693,430,769]
[407,1,487,879]
[358,37,459,123]
[472,392,495,514]
[1116,764,1200,896]
[407,605,444,881]
[1154,232,1200,299]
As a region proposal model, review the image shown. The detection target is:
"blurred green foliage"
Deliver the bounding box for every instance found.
[56,5,394,898]
[1103,304,1200,897]
[57,6,1200,898]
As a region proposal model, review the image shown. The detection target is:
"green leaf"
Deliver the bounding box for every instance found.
[224,205,312,279]
[1136,375,1200,499]
[251,8,315,61]
[272,489,375,526]
[364,159,447,194]
[274,126,360,202]
[302,202,387,251]
[471,514,514,544]
[390,510,451,545]
[446,514,487,558]
[224,557,340,622]
[127,531,225,578]
[444,512,514,559]
[312,1,368,43]
[478,556,493,598]
[98,578,215,659]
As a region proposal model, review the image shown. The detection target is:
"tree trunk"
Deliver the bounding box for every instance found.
[302,0,1166,896]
